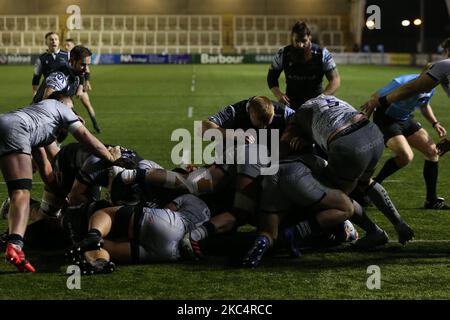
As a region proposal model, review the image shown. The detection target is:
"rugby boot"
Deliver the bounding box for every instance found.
[394,222,414,245]
[352,229,389,250]
[242,235,270,268]
[5,243,36,273]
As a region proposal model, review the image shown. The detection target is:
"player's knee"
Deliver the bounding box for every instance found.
[331,190,354,219]
[424,144,439,161]
[396,150,414,167]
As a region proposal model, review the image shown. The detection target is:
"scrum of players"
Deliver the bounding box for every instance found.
[1,25,450,275]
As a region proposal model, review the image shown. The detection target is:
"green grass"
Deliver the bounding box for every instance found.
[1,64,450,299]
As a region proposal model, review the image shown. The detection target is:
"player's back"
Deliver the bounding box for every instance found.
[295,94,359,150]
[8,99,79,147]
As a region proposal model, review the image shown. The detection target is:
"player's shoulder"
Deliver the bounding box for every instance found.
[230,98,250,112]
[39,51,51,58]
[40,98,65,109]
[311,43,324,55]
[47,70,67,82]
[57,50,69,58]
[272,100,287,111]
[429,58,450,71]
[276,45,290,56]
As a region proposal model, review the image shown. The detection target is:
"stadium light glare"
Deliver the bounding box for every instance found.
[413,18,422,26]
[366,20,375,29]
[401,20,411,27]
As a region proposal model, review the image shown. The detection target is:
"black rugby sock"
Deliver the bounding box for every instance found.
[424,160,438,202]
[374,158,400,184]
[350,200,380,233]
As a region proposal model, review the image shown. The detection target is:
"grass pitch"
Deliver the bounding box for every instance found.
[0,64,450,299]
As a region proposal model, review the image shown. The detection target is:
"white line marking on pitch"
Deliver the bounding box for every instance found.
[187,106,193,118]
[191,66,197,92]
[393,239,450,243]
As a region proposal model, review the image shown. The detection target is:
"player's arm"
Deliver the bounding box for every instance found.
[32,58,43,97]
[31,147,58,193]
[202,119,227,136]
[75,84,85,99]
[420,103,446,137]
[362,91,380,119]
[268,48,290,105]
[71,125,119,163]
[279,123,306,158]
[322,48,340,95]
[365,67,440,110]
[203,105,237,136]
[323,68,341,96]
[67,179,91,206]
[84,66,92,91]
[43,87,56,100]
[385,75,438,105]
[268,67,289,105]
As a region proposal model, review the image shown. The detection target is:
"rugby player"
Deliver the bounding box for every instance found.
[33,43,101,133]
[282,94,414,248]
[267,21,340,110]
[0,99,120,272]
[367,74,449,209]
[66,194,211,274]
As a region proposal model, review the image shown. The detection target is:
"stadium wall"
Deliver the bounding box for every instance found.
[0,53,442,66]
[0,0,350,15]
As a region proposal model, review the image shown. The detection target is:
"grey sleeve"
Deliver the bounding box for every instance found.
[322,48,337,72]
[58,103,82,133]
[208,105,236,128]
[426,59,450,83]
[45,72,68,91]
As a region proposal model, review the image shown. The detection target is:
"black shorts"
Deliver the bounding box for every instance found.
[373,111,422,143]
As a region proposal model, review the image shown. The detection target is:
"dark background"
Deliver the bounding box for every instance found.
[362,0,450,53]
